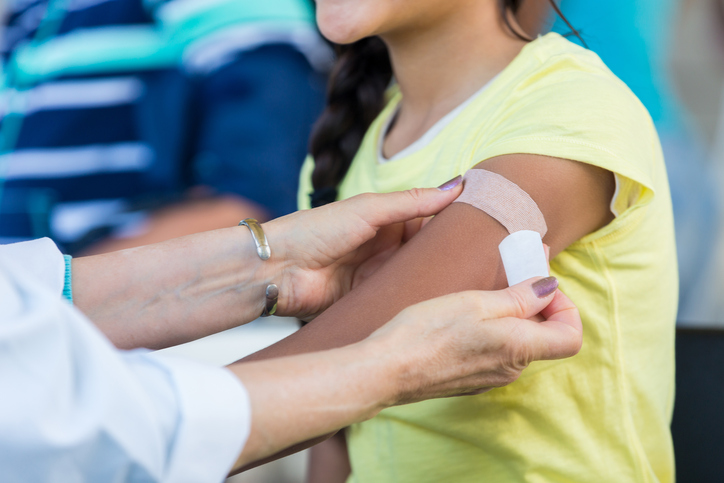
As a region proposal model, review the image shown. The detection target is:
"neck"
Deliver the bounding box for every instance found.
[380,3,526,154]
[385,5,525,107]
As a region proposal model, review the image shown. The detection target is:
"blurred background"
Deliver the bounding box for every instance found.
[2,0,724,482]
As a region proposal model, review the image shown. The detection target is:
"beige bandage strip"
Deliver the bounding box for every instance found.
[453,169,547,237]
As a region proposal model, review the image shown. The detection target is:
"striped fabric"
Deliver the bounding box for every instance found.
[0,0,329,253]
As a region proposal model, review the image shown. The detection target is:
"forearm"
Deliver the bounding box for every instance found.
[242,154,613,360]
[243,203,509,360]
[228,341,393,470]
[73,226,276,350]
[69,184,462,351]
[230,205,507,468]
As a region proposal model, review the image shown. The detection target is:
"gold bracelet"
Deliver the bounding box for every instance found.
[239,218,278,317]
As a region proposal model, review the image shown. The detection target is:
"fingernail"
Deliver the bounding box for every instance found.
[532,276,558,298]
[437,175,462,191]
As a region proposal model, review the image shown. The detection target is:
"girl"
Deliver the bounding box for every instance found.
[244,1,678,481]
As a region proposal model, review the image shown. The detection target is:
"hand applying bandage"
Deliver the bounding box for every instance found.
[239,153,614,470]
[455,169,549,286]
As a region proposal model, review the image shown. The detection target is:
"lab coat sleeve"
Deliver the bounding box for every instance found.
[0,244,251,483]
[0,237,65,294]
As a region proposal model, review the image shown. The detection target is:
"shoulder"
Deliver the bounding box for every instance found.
[499,33,652,132]
[525,33,649,118]
[472,33,661,193]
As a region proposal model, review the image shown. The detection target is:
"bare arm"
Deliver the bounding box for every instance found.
[71,187,463,350]
[239,154,613,471]
[230,279,581,471]
[244,154,613,361]
[72,224,271,350]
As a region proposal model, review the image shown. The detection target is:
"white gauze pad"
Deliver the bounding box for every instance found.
[498,230,549,285]
[454,169,549,286]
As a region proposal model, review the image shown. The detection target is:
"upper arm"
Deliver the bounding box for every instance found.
[243,153,614,361]
[481,154,615,258]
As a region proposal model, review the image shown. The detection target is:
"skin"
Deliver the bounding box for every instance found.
[65,1,595,477]
[517,0,556,37]
[72,186,464,349]
[68,188,582,475]
[231,281,580,470]
[318,0,528,158]
[242,0,615,479]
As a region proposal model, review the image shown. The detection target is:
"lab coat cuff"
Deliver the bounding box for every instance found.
[152,354,251,483]
[0,238,65,295]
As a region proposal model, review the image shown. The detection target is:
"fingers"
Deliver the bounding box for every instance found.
[518,320,582,362]
[466,276,560,321]
[539,289,579,329]
[517,290,582,361]
[342,180,463,229]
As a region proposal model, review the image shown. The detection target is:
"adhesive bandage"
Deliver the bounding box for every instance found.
[454,169,549,286]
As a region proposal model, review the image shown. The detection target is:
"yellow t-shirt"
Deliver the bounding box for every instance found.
[298,33,677,483]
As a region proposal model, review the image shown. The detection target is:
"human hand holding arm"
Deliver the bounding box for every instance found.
[241,154,613,472]
[229,277,581,470]
[244,154,613,361]
[71,183,462,349]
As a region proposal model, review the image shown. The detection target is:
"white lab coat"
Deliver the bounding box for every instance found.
[0,239,250,483]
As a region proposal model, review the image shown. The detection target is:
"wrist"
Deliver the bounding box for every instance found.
[348,339,403,413]
[213,225,275,317]
[258,219,295,316]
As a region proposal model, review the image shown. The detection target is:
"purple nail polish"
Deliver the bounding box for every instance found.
[438,175,462,191]
[532,276,558,298]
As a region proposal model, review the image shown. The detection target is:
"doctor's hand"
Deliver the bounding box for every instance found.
[232,276,582,468]
[365,276,583,404]
[262,177,462,320]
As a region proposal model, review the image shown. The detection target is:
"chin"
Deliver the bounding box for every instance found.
[318,25,365,45]
[315,1,379,44]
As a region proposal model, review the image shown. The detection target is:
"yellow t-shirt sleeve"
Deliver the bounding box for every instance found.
[472,52,658,219]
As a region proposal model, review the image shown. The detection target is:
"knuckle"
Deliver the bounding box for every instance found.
[506,288,529,318]
[503,322,533,370]
[565,328,584,358]
[486,364,522,389]
[402,187,427,207]
[499,360,525,387]
[502,369,522,386]
[454,292,486,321]
[356,192,376,206]
[460,291,485,313]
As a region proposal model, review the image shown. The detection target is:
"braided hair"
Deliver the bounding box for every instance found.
[309,0,583,207]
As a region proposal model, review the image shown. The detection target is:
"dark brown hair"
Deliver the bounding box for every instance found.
[309,0,583,207]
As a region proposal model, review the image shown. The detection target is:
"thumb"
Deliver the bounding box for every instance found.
[343,176,463,229]
[471,276,560,321]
